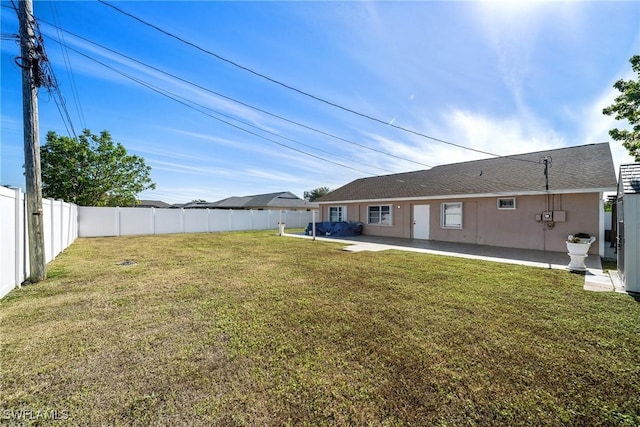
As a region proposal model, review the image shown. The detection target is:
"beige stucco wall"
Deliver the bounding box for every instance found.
[320,193,601,253]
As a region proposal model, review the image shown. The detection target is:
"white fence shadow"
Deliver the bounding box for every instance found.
[0,186,78,298]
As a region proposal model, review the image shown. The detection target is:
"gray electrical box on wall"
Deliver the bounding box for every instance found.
[553,211,567,222]
[542,211,553,221]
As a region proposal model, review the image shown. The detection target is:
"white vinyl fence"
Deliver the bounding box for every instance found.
[0,186,78,298]
[1,198,313,299]
[78,207,315,237]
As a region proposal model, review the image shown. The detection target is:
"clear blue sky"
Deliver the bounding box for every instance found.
[1,1,639,204]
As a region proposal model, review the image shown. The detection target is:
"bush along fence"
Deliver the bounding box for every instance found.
[0,186,78,298]
[78,207,315,237]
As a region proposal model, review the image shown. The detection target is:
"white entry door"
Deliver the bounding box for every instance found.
[413,205,430,240]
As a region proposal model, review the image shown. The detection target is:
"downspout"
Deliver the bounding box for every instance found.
[598,193,605,258]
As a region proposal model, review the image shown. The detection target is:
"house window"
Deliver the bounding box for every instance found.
[329,206,346,222]
[368,205,392,225]
[497,198,516,210]
[441,202,462,229]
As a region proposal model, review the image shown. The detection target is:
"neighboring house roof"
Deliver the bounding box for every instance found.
[180,197,248,209]
[619,163,640,195]
[318,143,617,203]
[184,192,319,209]
[210,196,252,209]
[137,199,173,208]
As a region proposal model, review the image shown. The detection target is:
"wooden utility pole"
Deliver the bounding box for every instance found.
[19,0,46,283]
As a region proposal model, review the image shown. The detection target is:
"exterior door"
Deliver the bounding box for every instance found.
[413,205,430,240]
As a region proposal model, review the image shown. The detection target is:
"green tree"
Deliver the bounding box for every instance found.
[603,55,640,161]
[304,186,331,202]
[604,200,613,212]
[41,129,156,206]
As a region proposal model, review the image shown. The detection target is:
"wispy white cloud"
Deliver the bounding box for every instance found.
[241,169,301,183]
[6,1,638,204]
[0,115,22,132]
[476,2,543,112]
[40,24,275,131]
[148,160,234,177]
[440,109,562,155]
[158,129,247,149]
[359,107,563,171]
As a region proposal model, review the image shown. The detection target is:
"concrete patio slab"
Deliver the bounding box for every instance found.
[284,233,616,292]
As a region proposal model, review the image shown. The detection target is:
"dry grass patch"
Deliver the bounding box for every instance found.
[1,231,639,426]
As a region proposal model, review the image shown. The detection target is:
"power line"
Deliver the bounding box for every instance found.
[37,19,432,170]
[43,25,548,192]
[49,2,86,130]
[10,1,78,140]
[37,5,550,191]
[194,107,398,175]
[30,14,78,140]
[50,39,384,177]
[156,88,397,175]
[97,0,538,164]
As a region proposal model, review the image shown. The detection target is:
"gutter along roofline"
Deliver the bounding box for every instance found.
[317,187,617,205]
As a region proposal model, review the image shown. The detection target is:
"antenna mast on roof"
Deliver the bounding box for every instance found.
[540,156,552,191]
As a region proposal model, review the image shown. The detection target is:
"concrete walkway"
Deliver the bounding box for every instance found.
[284,233,619,293]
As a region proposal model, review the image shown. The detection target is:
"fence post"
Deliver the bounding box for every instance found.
[116,207,121,236]
[59,200,64,255]
[151,207,156,235]
[50,199,55,260]
[14,188,22,288]
[312,210,316,241]
[71,204,76,241]
[65,203,70,244]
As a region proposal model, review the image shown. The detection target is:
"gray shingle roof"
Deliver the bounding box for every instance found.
[249,192,305,208]
[184,192,318,209]
[137,199,173,208]
[208,196,252,208]
[619,163,640,195]
[319,143,617,202]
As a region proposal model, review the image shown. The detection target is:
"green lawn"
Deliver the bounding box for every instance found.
[1,231,639,426]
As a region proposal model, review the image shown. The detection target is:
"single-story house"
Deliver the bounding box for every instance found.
[181,191,319,211]
[317,143,617,256]
[616,163,640,294]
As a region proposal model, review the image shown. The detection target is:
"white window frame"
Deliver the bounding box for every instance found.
[367,204,393,226]
[497,197,516,210]
[328,205,346,222]
[441,202,463,229]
